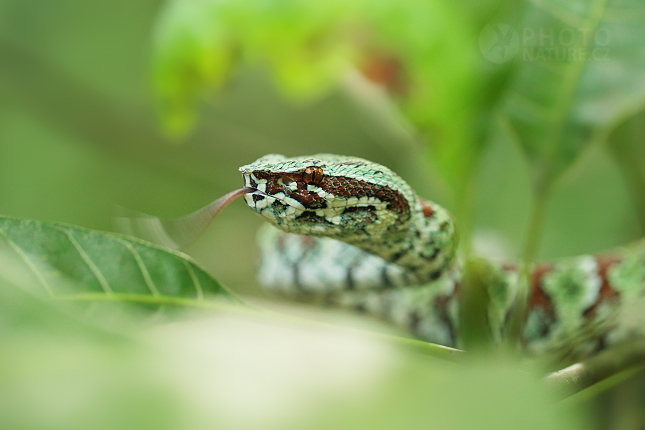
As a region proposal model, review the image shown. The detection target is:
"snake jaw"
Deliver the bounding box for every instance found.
[242,183,382,234]
[240,156,410,242]
[239,155,414,236]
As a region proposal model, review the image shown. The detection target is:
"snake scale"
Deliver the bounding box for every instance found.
[238,154,645,360]
[120,153,645,360]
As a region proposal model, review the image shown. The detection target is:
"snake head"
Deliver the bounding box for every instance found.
[238,154,420,239]
[240,153,457,279]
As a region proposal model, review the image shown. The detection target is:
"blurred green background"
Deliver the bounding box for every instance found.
[1,0,642,297]
[2,0,645,428]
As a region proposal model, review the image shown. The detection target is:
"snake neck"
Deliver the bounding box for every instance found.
[346,197,458,283]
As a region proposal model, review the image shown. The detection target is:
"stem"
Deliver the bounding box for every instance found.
[459,258,494,350]
[454,169,493,351]
[455,172,477,259]
[522,185,552,264]
[506,185,552,344]
[556,366,645,408]
[546,340,645,400]
[500,0,606,346]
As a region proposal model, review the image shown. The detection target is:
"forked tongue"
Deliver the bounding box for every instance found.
[115,187,256,249]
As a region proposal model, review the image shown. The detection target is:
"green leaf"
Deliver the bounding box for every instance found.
[153,0,358,137]
[360,0,480,189]
[0,216,242,307]
[499,0,645,191]
[153,0,238,138]
[153,0,480,187]
[607,108,645,232]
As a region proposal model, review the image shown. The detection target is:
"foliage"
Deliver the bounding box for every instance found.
[154,0,480,189]
[153,0,645,354]
[153,0,645,250]
[2,0,645,428]
[0,216,238,305]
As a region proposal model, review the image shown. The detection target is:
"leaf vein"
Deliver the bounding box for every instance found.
[0,225,54,296]
[118,239,160,296]
[56,227,113,294]
[184,261,204,300]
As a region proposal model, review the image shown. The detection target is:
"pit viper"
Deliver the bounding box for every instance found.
[120,153,645,360]
[238,154,645,360]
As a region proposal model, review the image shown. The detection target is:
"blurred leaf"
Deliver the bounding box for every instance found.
[0,282,183,430]
[153,0,237,137]
[0,280,586,430]
[153,0,359,137]
[0,216,242,307]
[153,0,481,191]
[360,0,480,190]
[607,108,645,231]
[499,0,645,191]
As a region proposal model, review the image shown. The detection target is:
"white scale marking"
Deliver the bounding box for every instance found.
[282,197,305,210]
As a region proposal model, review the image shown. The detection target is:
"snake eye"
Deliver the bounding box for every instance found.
[303,167,324,185]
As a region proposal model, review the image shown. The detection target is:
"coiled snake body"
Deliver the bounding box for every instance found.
[240,154,645,359]
[121,153,645,359]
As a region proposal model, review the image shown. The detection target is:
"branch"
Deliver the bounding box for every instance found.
[546,340,645,399]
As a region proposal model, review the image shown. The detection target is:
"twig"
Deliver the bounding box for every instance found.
[546,340,645,399]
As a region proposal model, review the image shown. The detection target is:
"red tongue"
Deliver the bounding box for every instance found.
[203,187,256,219]
[116,187,256,249]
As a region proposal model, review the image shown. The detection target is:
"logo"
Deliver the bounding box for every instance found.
[479,24,520,64]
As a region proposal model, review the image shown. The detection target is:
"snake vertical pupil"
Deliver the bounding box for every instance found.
[303,167,323,185]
